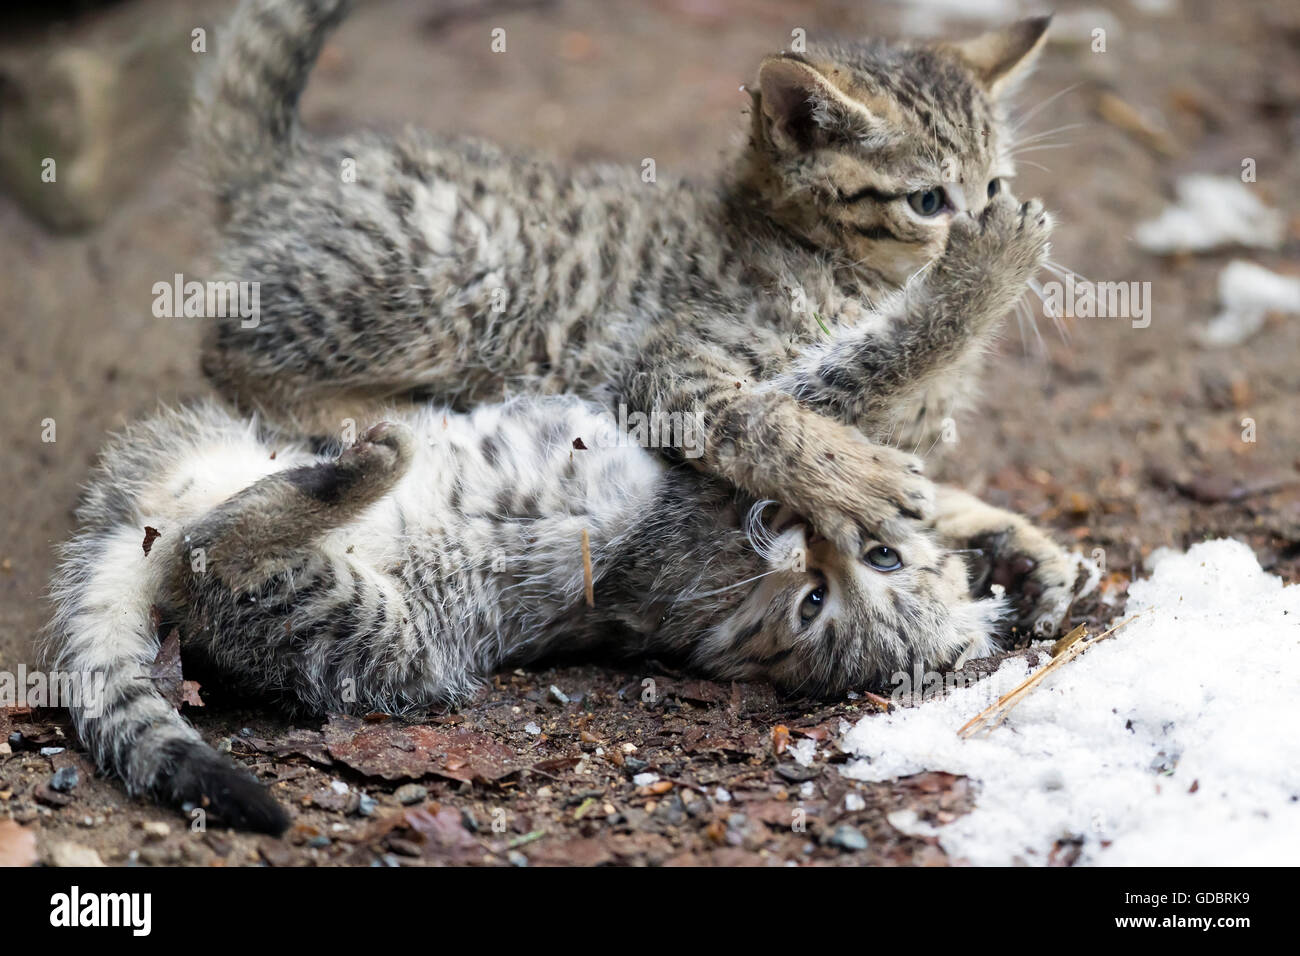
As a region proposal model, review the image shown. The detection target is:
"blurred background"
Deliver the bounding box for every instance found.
[2,0,1298,672]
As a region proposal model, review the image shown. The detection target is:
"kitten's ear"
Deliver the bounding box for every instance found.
[946,15,1051,98]
[756,56,886,151]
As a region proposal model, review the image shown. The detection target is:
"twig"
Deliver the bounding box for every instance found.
[580,529,594,607]
[958,611,1147,739]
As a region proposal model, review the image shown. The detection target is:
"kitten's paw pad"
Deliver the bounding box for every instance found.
[968,526,1074,636]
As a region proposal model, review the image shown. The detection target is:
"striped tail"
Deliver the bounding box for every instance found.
[193,0,354,202]
[45,524,289,834]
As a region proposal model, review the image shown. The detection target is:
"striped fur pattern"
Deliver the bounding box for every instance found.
[195,0,1056,560]
[47,397,1013,830]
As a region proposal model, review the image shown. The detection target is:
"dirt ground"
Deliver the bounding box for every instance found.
[1,0,1297,867]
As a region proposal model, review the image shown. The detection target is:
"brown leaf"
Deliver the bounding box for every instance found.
[141,526,161,556]
[323,715,517,783]
[148,627,203,710]
[0,820,38,867]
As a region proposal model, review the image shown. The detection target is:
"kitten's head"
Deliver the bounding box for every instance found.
[691,505,1004,697]
[739,17,1050,285]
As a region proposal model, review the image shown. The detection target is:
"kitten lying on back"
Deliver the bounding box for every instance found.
[196,0,1061,583]
[47,396,1067,832]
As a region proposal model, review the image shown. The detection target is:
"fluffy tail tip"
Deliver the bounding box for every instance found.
[160,739,291,835]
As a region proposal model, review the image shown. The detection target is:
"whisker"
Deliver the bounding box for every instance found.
[674,566,782,603]
[1009,143,1071,156]
[1010,123,1086,148]
[1010,84,1080,132]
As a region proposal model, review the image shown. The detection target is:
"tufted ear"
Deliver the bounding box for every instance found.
[945,16,1052,98]
[756,56,887,151]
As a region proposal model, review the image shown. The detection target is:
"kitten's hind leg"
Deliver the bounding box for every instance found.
[181,421,414,593]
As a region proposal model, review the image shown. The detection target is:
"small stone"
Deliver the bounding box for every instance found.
[49,767,79,793]
[548,685,570,705]
[775,762,820,783]
[506,850,528,867]
[46,841,105,867]
[845,792,866,812]
[524,722,542,736]
[308,835,331,849]
[632,772,659,787]
[140,821,171,840]
[394,783,428,806]
[356,794,378,817]
[828,824,869,852]
[623,756,649,774]
[39,747,66,757]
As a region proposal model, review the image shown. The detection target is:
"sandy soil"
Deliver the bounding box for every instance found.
[1,0,1297,866]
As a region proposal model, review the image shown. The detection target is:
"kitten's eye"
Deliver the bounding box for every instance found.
[864,545,902,572]
[987,178,1001,198]
[799,584,827,625]
[907,187,946,217]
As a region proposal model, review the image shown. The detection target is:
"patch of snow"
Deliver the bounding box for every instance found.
[1199,260,1300,347]
[840,539,1300,865]
[886,809,941,838]
[788,737,817,767]
[1135,175,1285,254]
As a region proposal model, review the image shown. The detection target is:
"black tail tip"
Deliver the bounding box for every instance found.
[161,740,291,835]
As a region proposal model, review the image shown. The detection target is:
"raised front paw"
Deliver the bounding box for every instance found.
[800,440,937,555]
[937,193,1052,314]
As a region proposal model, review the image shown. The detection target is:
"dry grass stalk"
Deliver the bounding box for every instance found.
[580,529,594,607]
[958,612,1146,739]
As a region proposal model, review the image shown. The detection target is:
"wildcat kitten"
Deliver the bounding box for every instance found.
[45,396,1066,832]
[195,0,1060,589]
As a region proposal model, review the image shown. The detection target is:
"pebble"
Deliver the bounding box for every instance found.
[39,747,65,757]
[506,850,529,867]
[524,722,542,736]
[356,794,378,817]
[845,792,866,812]
[49,767,79,793]
[828,824,869,852]
[140,821,171,840]
[631,772,659,787]
[548,685,570,705]
[394,783,428,805]
[47,841,105,867]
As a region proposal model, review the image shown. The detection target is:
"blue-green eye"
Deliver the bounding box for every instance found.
[987,178,1001,198]
[799,584,827,625]
[907,187,945,217]
[864,545,902,572]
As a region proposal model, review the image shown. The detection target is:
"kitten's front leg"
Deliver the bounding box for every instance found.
[620,344,934,553]
[929,485,1076,637]
[775,194,1052,436]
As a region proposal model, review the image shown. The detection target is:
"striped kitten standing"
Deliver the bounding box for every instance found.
[196,0,1064,576]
